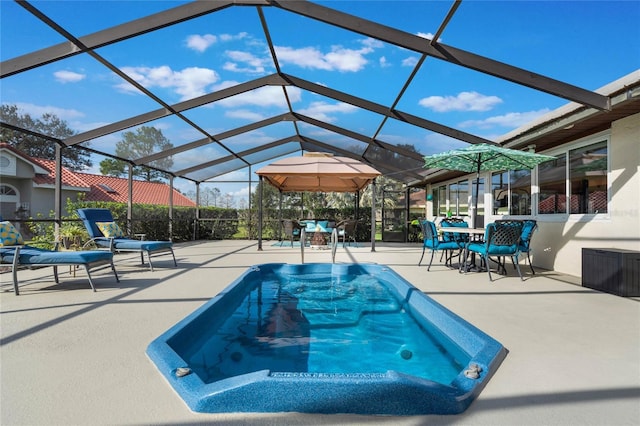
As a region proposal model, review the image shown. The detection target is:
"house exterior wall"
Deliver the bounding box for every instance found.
[30,187,85,219]
[536,112,640,276]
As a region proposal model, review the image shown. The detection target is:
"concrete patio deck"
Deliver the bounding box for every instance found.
[1,240,639,425]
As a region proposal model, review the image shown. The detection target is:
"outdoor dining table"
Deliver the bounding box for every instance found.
[438,226,487,272]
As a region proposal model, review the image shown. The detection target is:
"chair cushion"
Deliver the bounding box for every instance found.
[519,222,536,251]
[96,221,125,238]
[466,242,487,255]
[305,221,317,232]
[0,221,24,246]
[112,239,173,251]
[315,221,330,232]
[467,242,517,256]
[1,245,113,265]
[426,240,459,250]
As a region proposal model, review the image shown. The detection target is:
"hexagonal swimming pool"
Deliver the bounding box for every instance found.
[146,263,507,415]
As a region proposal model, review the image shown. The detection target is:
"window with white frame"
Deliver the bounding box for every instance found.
[0,184,18,197]
[538,138,608,215]
[491,170,531,216]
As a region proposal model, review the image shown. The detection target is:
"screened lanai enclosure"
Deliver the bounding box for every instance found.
[0,0,614,243]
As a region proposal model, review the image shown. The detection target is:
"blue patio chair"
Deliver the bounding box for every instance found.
[0,221,119,295]
[518,219,538,274]
[77,208,176,271]
[418,220,462,271]
[463,221,524,281]
[496,219,538,274]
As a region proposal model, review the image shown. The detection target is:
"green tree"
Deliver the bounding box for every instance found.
[99,126,173,182]
[0,104,92,171]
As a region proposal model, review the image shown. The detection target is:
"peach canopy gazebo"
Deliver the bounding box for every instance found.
[255,152,381,251]
[256,152,381,193]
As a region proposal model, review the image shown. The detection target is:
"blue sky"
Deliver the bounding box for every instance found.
[1,0,639,203]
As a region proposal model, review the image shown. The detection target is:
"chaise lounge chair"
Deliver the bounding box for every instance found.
[77,208,176,271]
[0,221,119,295]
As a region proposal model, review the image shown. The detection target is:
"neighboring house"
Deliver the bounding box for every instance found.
[420,70,640,277]
[0,143,195,222]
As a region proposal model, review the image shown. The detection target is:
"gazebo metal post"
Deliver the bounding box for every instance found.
[405,187,411,242]
[257,176,263,251]
[127,164,133,235]
[370,178,376,252]
[278,190,283,241]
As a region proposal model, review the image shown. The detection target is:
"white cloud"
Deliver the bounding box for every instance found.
[361,37,384,49]
[275,38,380,72]
[222,50,269,74]
[116,65,219,100]
[402,56,419,67]
[186,34,217,52]
[216,85,301,108]
[13,102,84,121]
[459,108,551,129]
[379,56,390,68]
[185,32,248,53]
[417,32,442,43]
[219,32,248,42]
[53,70,86,83]
[225,109,265,121]
[297,101,357,123]
[419,91,503,112]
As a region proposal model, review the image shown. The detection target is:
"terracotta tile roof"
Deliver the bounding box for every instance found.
[31,157,92,189]
[75,172,195,207]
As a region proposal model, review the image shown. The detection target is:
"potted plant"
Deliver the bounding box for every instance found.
[59,222,88,250]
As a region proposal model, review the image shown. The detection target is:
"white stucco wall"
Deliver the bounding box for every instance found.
[534,113,640,277]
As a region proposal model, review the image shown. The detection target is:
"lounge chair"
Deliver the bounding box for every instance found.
[77,208,176,271]
[0,221,119,295]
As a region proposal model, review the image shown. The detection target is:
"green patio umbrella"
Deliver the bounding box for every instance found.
[423,143,555,227]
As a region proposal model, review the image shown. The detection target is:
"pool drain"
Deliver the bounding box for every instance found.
[400,349,413,360]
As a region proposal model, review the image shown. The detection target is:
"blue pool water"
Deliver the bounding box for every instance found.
[147,263,507,415]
